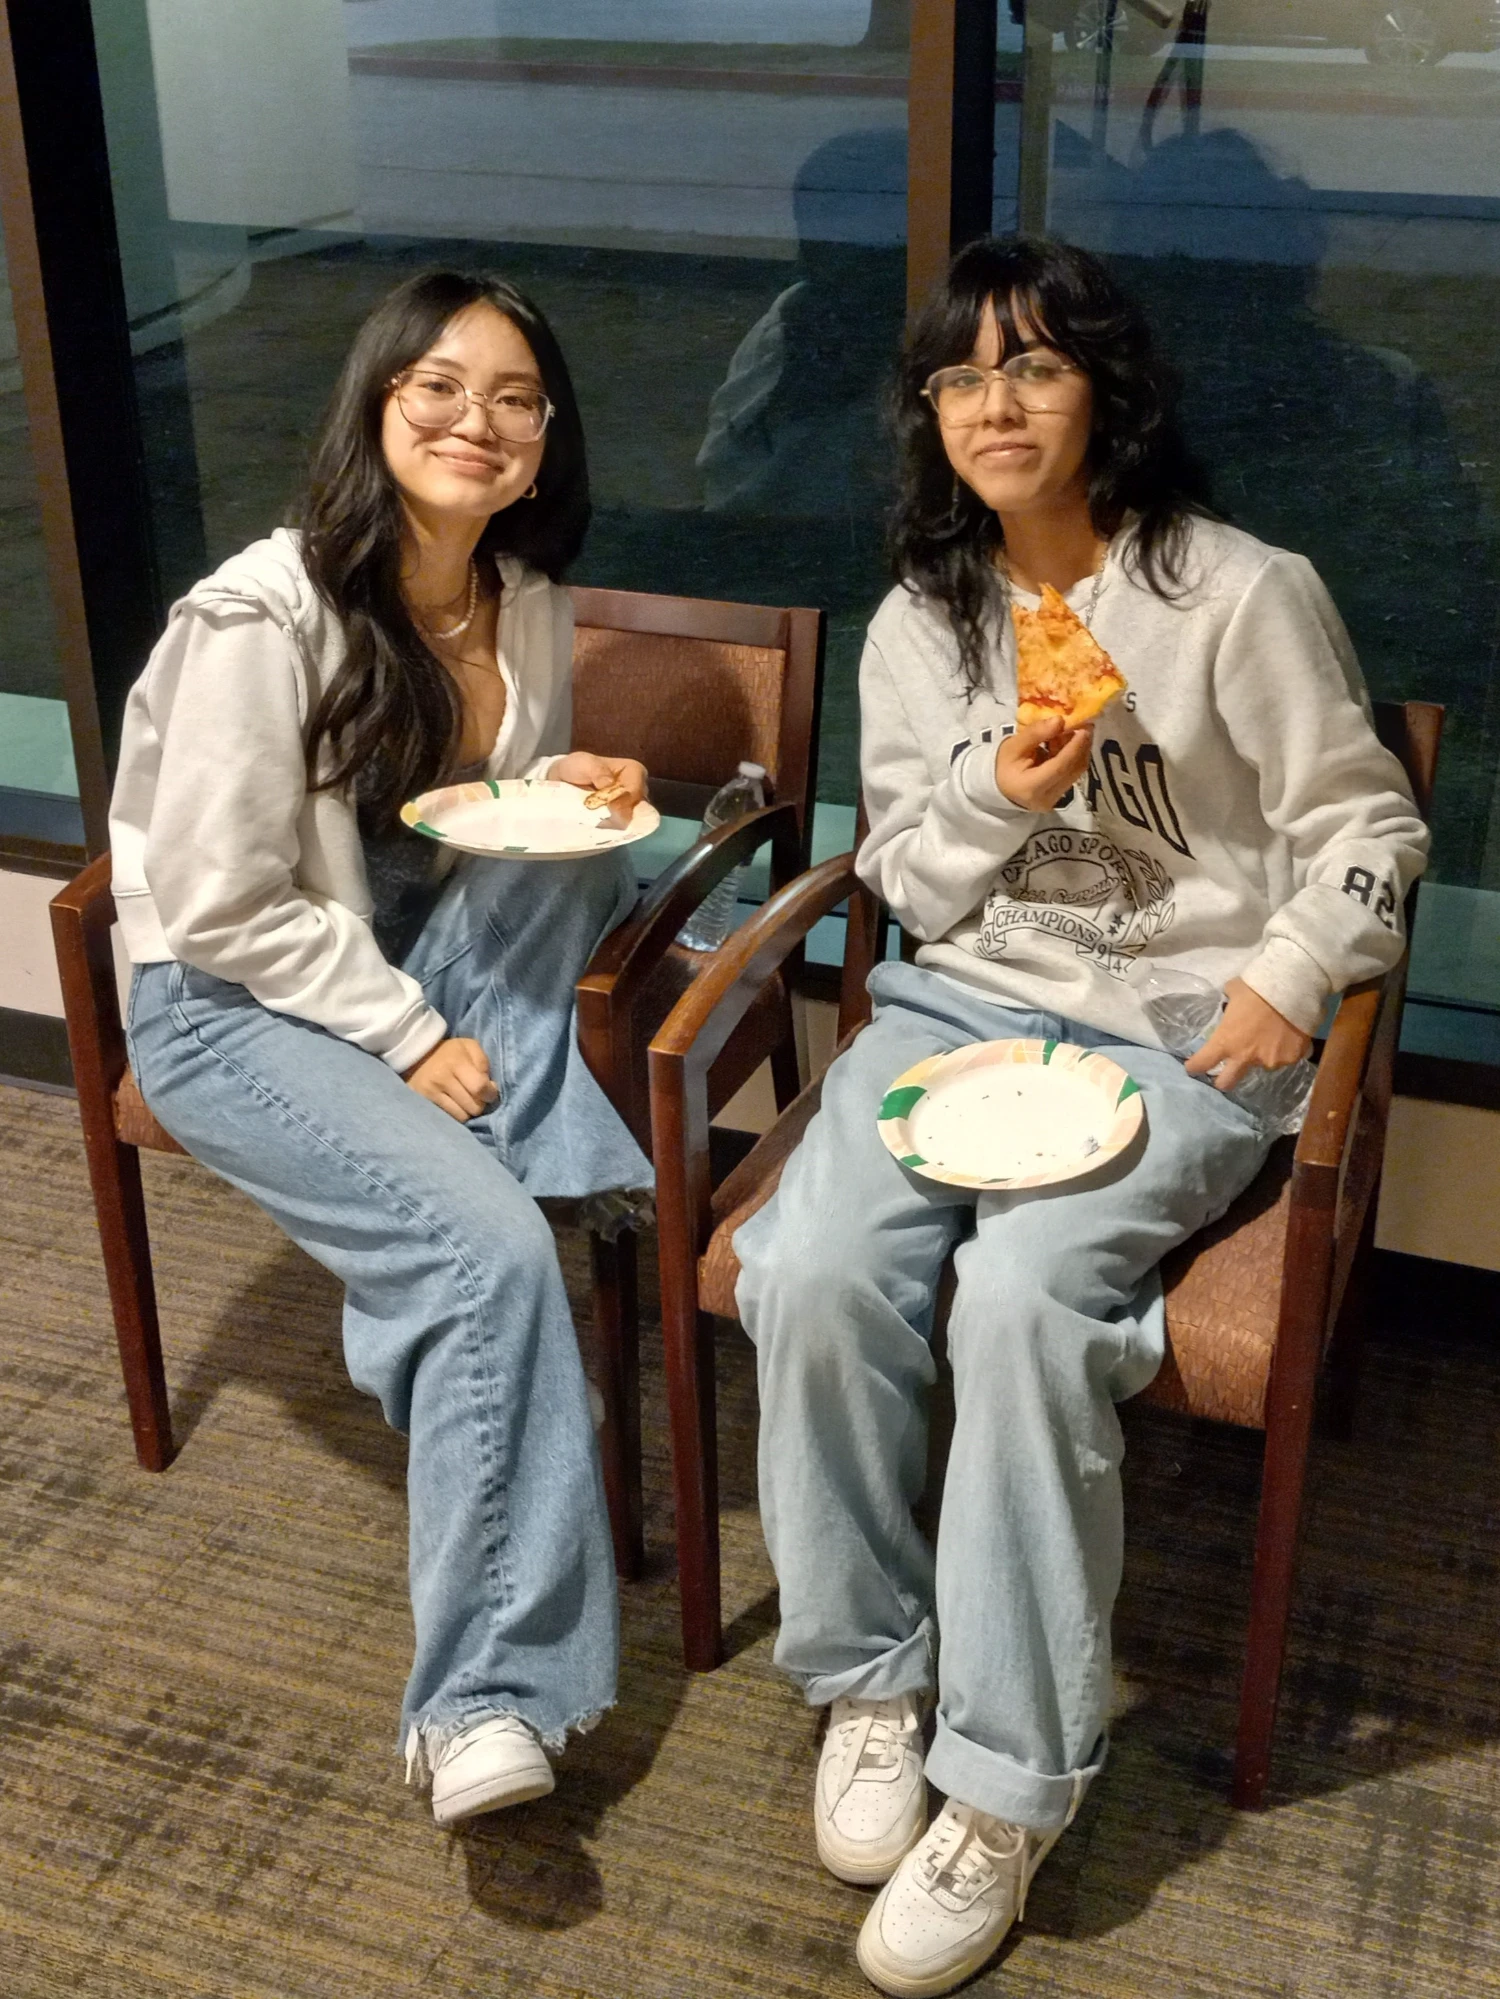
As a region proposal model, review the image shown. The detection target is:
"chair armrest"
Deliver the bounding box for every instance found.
[49,854,124,1077]
[1292,974,1389,1185]
[650,851,860,1082]
[49,850,115,933]
[1270,959,1405,1409]
[49,853,129,1158]
[578,799,799,1011]
[649,849,858,1258]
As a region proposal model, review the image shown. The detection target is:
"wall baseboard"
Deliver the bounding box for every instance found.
[1370,1246,1500,1323]
[0,1006,72,1090]
[0,787,85,847]
[1393,1051,1500,1113]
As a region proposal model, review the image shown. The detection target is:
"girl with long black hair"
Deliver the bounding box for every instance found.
[111,271,651,1826]
[735,237,1427,1994]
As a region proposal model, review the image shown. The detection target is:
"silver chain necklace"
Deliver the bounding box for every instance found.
[1082,548,1110,627]
[1005,543,1111,624]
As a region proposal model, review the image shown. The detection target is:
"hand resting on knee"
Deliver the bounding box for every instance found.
[403,1036,499,1121]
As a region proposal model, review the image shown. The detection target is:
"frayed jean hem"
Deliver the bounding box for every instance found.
[926,1721,1106,1832]
[789,1621,937,1709]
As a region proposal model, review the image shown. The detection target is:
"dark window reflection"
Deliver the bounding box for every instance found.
[1038,37,1500,892]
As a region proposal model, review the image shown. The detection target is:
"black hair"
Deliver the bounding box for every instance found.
[888,235,1216,693]
[295,269,590,825]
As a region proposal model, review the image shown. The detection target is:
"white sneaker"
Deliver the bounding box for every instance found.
[814,1693,929,1885]
[429,1715,555,1827]
[855,1800,1062,1997]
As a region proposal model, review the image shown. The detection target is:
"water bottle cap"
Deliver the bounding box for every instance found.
[737,762,766,780]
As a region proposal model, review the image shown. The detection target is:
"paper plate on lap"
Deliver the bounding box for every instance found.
[876,1038,1144,1191]
[401,777,660,860]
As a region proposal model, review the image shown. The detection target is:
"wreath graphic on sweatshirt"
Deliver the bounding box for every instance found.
[975,828,1176,980]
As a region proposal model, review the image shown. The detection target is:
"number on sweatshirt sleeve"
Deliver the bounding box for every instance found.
[1341,865,1398,930]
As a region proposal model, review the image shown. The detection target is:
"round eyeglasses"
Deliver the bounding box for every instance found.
[390,369,554,444]
[922,355,1083,423]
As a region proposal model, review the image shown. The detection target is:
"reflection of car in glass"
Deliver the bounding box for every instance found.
[1016,0,1500,64]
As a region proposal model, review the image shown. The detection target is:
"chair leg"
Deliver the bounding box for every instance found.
[589,1228,645,1581]
[1320,1186,1380,1445]
[86,1137,174,1472]
[661,1295,724,1672]
[1233,1355,1319,1809]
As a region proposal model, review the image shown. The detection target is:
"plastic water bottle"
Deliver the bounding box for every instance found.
[676,762,767,952]
[1136,966,1316,1136]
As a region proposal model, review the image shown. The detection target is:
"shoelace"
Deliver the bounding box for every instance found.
[915,1804,1027,1907]
[828,1697,918,1794]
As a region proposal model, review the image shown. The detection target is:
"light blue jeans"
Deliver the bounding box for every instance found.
[735,961,1271,1831]
[126,851,651,1761]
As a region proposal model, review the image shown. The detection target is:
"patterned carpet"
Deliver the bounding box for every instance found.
[2,1078,1498,1998]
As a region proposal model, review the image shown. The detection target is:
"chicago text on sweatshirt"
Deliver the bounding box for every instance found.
[856,518,1429,1045]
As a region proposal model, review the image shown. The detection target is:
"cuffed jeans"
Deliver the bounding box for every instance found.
[734,960,1271,1831]
[126,851,651,1757]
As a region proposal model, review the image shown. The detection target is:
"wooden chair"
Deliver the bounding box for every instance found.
[566,586,824,1573]
[48,585,825,1588]
[647,699,1441,1810]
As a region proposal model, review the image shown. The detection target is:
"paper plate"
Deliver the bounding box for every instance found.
[400,777,660,860]
[876,1037,1144,1191]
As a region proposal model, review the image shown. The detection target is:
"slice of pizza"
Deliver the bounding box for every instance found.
[1011,583,1127,732]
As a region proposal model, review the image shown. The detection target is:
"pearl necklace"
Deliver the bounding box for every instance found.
[421,560,479,644]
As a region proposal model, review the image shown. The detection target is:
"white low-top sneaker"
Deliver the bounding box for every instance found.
[429,1715,555,1827]
[855,1800,1061,1997]
[815,1693,929,1885]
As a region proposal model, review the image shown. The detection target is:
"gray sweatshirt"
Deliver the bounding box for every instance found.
[109,529,573,1074]
[857,517,1428,1043]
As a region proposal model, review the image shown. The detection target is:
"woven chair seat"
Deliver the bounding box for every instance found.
[113,1069,185,1156]
[1149,1142,1293,1427]
[698,1084,1293,1433]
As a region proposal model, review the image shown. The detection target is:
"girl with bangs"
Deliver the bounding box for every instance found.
[735,236,1426,1995]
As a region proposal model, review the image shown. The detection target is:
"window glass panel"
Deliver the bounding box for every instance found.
[0,219,77,844]
[1015,3,1500,1032]
[89,0,910,841]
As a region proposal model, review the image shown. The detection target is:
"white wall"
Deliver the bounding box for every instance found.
[1378,1098,1500,1273]
[146,0,358,229]
[0,871,132,1030]
[0,871,65,1017]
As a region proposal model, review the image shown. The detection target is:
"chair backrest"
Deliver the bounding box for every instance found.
[1372,699,1442,821]
[569,586,825,874]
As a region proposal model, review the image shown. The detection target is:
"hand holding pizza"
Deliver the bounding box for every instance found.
[996,716,1095,811]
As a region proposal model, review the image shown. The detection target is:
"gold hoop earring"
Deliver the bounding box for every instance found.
[523,482,538,500]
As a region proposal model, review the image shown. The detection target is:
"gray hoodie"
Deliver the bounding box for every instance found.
[857,517,1428,1044]
[109,529,572,1073]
